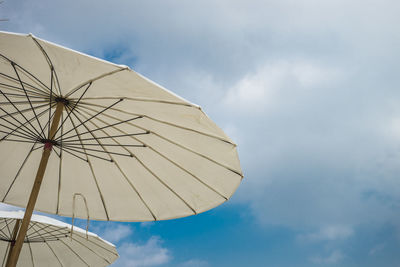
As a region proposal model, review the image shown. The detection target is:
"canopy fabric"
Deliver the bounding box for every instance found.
[0,31,243,221]
[0,210,118,267]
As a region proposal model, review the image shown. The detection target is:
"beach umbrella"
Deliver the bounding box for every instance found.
[0,31,243,266]
[0,210,118,266]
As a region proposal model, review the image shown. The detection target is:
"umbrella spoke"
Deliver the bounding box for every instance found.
[62,145,113,162]
[11,63,46,136]
[0,111,39,141]
[0,103,49,120]
[0,91,48,100]
[31,36,63,96]
[1,142,38,202]
[64,67,126,98]
[0,90,44,138]
[59,239,90,266]
[0,73,50,97]
[56,115,143,142]
[59,133,149,144]
[59,98,123,139]
[59,146,89,162]
[78,101,236,146]
[64,104,113,161]
[0,120,40,141]
[78,109,233,200]
[61,144,134,158]
[0,53,51,94]
[1,102,54,142]
[52,82,92,139]
[0,129,37,142]
[56,111,64,214]
[0,100,49,105]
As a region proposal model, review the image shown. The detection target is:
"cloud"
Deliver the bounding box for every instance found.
[97,224,133,244]
[298,225,354,242]
[112,236,170,267]
[310,250,344,264]
[223,60,341,114]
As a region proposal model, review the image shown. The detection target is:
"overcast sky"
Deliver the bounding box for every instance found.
[1,0,400,266]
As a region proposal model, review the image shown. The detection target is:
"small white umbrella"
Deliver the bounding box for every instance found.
[0,210,118,267]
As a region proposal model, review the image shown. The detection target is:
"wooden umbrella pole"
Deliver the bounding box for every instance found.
[6,102,64,267]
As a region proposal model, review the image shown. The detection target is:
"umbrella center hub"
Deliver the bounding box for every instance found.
[39,139,58,149]
[54,96,69,105]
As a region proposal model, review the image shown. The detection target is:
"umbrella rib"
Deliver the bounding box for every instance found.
[0,121,39,141]
[86,159,111,220]
[0,92,47,100]
[57,147,88,162]
[59,132,148,144]
[31,35,63,95]
[75,109,231,200]
[2,142,38,202]
[112,159,158,220]
[56,112,64,214]
[70,236,111,265]
[0,103,41,140]
[1,103,54,143]
[29,224,64,267]
[72,234,118,256]
[64,105,114,160]
[0,219,11,237]
[59,98,123,140]
[27,225,68,241]
[64,67,127,98]
[56,115,143,142]
[59,239,90,267]
[78,107,243,177]
[1,241,10,267]
[52,82,92,139]
[0,73,50,97]
[27,222,47,242]
[0,90,44,138]
[37,102,57,144]
[48,68,54,138]
[64,109,157,219]
[0,53,51,94]
[77,102,236,146]
[77,96,197,107]
[72,114,197,215]
[132,154,197,215]
[4,219,12,239]
[0,129,37,142]
[0,102,49,120]
[27,241,35,267]
[0,219,10,240]
[62,144,134,158]
[62,107,110,220]
[11,62,46,136]
[44,242,64,267]
[0,104,47,122]
[80,106,197,214]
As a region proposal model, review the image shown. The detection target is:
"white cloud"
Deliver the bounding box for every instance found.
[310,250,344,264]
[97,224,133,244]
[112,236,170,267]
[298,225,354,242]
[223,61,342,114]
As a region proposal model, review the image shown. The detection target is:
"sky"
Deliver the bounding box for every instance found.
[1,0,400,266]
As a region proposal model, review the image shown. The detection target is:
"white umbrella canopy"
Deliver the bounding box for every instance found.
[0,210,118,267]
[0,31,243,222]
